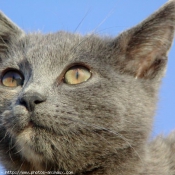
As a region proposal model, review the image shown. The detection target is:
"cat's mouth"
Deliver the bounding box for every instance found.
[2,105,55,134]
[14,118,47,135]
[25,120,34,128]
[23,119,58,135]
[24,120,43,130]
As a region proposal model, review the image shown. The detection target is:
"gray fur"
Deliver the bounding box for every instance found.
[0,1,175,175]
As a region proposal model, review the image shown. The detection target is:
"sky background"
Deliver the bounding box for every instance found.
[0,0,175,173]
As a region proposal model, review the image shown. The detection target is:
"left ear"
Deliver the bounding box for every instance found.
[0,11,24,60]
[115,0,175,79]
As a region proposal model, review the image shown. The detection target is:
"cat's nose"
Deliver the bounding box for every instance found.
[19,92,46,112]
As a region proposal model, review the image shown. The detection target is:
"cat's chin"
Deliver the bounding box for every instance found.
[16,127,44,169]
[14,121,53,169]
[1,106,47,168]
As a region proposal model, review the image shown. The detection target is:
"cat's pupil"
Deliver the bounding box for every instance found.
[75,70,79,80]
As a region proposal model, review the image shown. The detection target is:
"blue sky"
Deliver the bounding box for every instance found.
[0,0,175,172]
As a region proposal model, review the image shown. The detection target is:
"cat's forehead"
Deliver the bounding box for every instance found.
[24,31,82,62]
[16,32,107,69]
[26,31,81,49]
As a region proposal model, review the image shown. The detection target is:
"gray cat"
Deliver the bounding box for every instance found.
[0,1,175,175]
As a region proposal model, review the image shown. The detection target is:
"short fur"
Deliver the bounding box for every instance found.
[0,1,175,175]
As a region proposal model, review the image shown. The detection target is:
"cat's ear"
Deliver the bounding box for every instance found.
[114,0,175,79]
[0,11,24,60]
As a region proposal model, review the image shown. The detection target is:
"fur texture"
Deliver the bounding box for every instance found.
[0,1,175,175]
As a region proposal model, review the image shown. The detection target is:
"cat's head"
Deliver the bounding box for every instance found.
[0,1,175,173]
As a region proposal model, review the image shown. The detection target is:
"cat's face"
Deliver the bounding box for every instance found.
[0,32,155,170]
[0,1,175,173]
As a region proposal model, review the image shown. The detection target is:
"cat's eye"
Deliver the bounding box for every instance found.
[1,70,24,87]
[64,65,91,85]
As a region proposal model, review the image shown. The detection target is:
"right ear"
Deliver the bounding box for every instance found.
[111,0,175,80]
[0,11,24,60]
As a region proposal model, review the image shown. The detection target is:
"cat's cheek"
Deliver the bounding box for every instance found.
[0,88,19,112]
[1,105,30,136]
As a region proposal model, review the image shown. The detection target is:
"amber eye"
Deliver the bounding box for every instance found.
[1,70,24,87]
[64,66,91,85]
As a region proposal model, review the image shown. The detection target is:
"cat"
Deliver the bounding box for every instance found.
[0,0,175,175]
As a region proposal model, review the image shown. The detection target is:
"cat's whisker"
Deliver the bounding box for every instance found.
[6,137,18,153]
[8,138,15,164]
[18,160,25,175]
[99,128,142,161]
[8,151,15,164]
[62,117,142,163]
[5,118,27,152]
[71,35,90,53]
[73,8,91,33]
[0,127,8,143]
[105,128,144,163]
[0,118,18,139]
[97,26,128,34]
[91,2,118,34]
[13,144,24,155]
